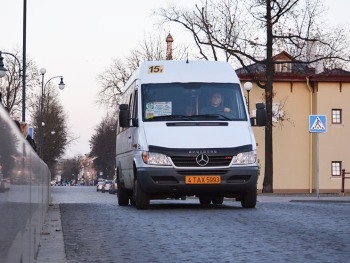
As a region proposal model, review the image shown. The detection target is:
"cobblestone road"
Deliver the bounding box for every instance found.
[53,186,350,263]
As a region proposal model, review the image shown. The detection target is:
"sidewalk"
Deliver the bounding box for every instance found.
[257,193,350,203]
[34,193,350,262]
[34,203,67,263]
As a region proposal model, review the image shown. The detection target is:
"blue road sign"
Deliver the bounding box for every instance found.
[309,115,327,133]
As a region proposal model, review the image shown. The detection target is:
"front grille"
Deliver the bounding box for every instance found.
[171,156,232,167]
[177,170,228,175]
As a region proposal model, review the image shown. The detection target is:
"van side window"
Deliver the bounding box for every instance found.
[132,90,138,119]
[127,93,133,126]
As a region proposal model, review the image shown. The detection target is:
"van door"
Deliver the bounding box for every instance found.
[116,85,138,189]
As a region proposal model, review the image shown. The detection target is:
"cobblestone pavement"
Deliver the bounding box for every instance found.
[36,186,350,263]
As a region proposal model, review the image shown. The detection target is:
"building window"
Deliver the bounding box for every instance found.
[332,109,342,124]
[331,161,341,176]
[275,62,291,72]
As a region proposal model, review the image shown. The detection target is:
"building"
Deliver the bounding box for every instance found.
[237,51,350,193]
[79,154,97,185]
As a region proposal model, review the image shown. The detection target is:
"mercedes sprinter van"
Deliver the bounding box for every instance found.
[115,60,266,209]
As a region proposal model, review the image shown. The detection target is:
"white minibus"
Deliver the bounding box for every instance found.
[116,60,266,209]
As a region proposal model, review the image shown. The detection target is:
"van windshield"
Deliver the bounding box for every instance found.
[141,83,247,122]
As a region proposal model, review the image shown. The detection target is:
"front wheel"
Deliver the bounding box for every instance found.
[133,180,150,210]
[241,189,257,208]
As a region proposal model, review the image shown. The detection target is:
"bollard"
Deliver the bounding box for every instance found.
[342,169,345,194]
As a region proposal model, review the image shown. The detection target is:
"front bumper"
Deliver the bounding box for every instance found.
[136,166,258,197]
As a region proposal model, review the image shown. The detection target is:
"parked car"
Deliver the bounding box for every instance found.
[108,178,118,194]
[0,178,10,192]
[96,180,105,192]
[101,180,113,193]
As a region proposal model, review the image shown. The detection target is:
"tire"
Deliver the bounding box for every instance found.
[134,180,150,210]
[241,189,257,208]
[118,185,130,206]
[212,196,224,205]
[116,171,130,206]
[199,196,211,205]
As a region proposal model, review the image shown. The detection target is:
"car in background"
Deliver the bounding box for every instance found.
[108,178,118,194]
[101,180,112,193]
[96,180,105,192]
[0,178,10,192]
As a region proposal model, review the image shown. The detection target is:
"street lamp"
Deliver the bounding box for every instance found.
[39,68,65,159]
[0,52,8,77]
[244,81,253,115]
[0,51,24,118]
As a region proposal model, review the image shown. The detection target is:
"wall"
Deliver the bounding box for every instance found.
[0,105,50,263]
[317,82,350,191]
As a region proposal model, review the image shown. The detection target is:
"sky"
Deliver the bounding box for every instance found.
[1,0,349,158]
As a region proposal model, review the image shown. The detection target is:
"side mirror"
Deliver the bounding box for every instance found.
[255,103,267,126]
[119,104,130,127]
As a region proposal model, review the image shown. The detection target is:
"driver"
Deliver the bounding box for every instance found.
[200,92,231,114]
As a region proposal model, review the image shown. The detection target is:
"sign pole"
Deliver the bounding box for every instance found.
[309,114,327,200]
[315,133,319,199]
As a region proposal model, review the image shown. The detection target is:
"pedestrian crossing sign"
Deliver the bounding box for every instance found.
[309,115,327,133]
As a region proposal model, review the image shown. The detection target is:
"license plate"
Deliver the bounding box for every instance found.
[185,176,221,184]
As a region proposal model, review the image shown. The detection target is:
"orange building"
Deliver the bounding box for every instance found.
[237,51,350,193]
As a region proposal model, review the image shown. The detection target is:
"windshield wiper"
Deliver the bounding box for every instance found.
[147,115,195,121]
[196,114,232,120]
[147,114,234,121]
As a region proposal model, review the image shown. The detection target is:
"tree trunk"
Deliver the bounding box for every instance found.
[263,0,274,193]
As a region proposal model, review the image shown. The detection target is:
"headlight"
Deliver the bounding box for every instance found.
[232,151,257,165]
[142,152,171,166]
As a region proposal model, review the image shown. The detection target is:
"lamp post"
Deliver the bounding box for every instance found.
[23,0,27,122]
[244,82,253,115]
[39,68,65,159]
[0,51,23,116]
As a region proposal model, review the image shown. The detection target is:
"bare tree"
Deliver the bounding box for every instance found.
[89,115,117,180]
[96,33,188,111]
[61,157,81,183]
[96,58,135,110]
[31,84,69,172]
[156,0,350,192]
[0,51,40,120]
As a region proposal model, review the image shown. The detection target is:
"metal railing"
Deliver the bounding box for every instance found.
[341,169,350,195]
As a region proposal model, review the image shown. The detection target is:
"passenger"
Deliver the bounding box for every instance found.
[20,122,37,152]
[200,92,231,114]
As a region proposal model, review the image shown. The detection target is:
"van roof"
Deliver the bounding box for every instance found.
[134,60,240,84]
